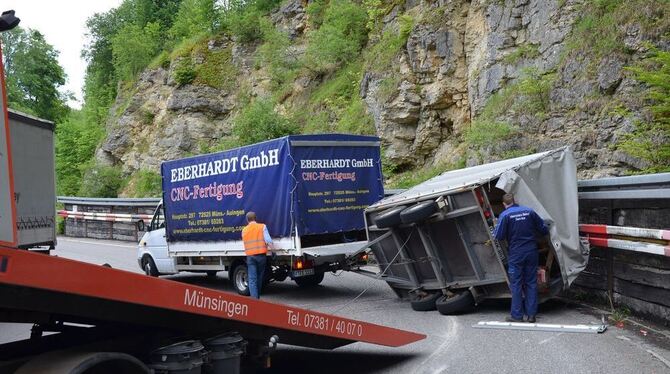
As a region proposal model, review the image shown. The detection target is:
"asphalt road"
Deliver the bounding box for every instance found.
[3,237,670,373]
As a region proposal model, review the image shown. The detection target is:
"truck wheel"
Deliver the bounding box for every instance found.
[142,256,159,277]
[231,264,250,296]
[294,272,325,287]
[374,205,407,229]
[409,292,440,311]
[400,200,438,224]
[436,291,475,315]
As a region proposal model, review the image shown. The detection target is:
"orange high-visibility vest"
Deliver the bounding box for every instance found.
[242,222,268,256]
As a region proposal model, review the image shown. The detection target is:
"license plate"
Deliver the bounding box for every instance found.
[292,268,315,278]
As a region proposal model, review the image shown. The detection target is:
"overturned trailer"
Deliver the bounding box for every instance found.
[363,147,589,314]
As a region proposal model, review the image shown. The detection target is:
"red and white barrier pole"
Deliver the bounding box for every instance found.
[57,210,152,223]
[579,224,670,257]
[585,236,670,257]
[580,224,670,241]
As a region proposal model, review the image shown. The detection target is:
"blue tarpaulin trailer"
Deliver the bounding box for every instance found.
[139,134,384,294]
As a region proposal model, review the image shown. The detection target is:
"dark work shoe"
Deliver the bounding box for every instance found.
[505,316,524,323]
[527,316,536,323]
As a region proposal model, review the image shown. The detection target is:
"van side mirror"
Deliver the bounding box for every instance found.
[136,219,146,232]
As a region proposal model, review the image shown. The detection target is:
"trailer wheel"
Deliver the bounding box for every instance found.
[374,205,407,229]
[436,291,475,315]
[400,200,438,224]
[409,291,440,311]
[142,256,159,277]
[294,272,325,287]
[231,263,250,296]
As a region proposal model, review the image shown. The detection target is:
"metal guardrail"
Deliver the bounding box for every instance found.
[57,196,160,207]
[577,173,670,200]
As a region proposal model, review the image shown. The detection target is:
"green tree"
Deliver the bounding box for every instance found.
[257,19,299,86]
[232,98,299,145]
[79,163,125,198]
[620,48,670,172]
[111,22,162,81]
[55,110,104,195]
[304,0,368,72]
[0,27,69,122]
[169,0,217,41]
[81,7,125,126]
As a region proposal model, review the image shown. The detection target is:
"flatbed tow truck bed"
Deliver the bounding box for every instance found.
[0,247,424,372]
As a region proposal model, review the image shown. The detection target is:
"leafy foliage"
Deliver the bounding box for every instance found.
[168,0,218,42]
[128,169,163,197]
[55,111,104,195]
[194,45,237,90]
[464,121,519,147]
[257,20,300,88]
[503,43,540,64]
[307,62,375,134]
[222,0,283,43]
[619,48,670,172]
[306,0,328,28]
[78,163,126,198]
[566,0,670,64]
[304,0,368,72]
[173,57,197,86]
[232,98,299,145]
[112,22,162,81]
[0,27,69,122]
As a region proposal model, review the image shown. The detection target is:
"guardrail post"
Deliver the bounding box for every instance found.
[606,249,614,306]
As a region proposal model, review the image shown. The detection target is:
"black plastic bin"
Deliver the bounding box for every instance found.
[149,340,205,374]
[202,332,246,374]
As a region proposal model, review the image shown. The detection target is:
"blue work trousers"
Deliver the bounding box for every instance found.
[247,254,267,299]
[508,251,538,319]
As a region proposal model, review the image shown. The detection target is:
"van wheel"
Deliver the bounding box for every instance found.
[409,292,440,311]
[436,291,475,315]
[142,256,159,277]
[400,200,438,224]
[294,272,325,287]
[231,264,250,296]
[374,205,407,229]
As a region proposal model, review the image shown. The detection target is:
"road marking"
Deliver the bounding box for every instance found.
[415,316,461,372]
[646,349,670,369]
[617,335,670,369]
[58,238,135,249]
[539,333,564,345]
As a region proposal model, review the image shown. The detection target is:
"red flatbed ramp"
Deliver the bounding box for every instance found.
[0,247,425,349]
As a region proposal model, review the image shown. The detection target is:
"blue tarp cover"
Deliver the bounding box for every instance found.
[162,134,383,242]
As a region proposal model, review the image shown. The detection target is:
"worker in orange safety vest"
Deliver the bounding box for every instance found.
[242,211,273,298]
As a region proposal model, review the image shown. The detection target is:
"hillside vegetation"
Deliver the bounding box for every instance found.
[14,0,670,197]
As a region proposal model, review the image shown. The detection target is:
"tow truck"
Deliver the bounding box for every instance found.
[0,11,425,373]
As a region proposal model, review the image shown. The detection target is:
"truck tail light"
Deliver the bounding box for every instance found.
[293,258,313,270]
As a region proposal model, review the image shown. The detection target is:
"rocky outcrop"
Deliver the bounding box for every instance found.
[360,0,655,177]
[97,60,238,173]
[96,0,662,186]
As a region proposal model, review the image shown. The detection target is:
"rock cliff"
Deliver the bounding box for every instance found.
[95,0,668,194]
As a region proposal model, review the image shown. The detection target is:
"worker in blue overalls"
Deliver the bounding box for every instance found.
[494,192,549,323]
